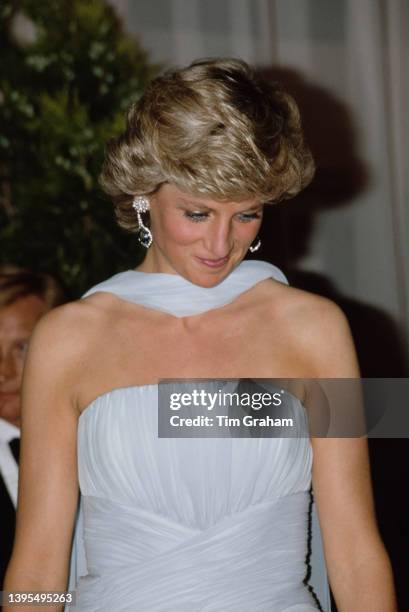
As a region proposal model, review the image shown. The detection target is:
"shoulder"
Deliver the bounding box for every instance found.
[259,275,338,318]
[30,292,117,350]
[260,279,360,377]
[25,294,119,395]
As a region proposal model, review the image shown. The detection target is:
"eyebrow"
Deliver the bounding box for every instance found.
[180,200,262,212]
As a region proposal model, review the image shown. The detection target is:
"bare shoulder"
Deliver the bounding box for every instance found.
[25,292,120,405]
[259,278,360,377]
[30,291,117,353]
[272,281,349,332]
[259,276,344,322]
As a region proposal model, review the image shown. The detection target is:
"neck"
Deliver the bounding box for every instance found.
[135,246,177,275]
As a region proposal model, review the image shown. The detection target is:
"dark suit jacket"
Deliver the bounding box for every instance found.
[0,470,16,592]
[0,436,19,606]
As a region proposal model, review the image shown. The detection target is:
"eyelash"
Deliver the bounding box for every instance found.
[183,211,261,223]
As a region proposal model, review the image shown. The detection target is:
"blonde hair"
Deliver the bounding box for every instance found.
[100,58,315,232]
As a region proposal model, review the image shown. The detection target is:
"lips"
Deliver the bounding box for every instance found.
[196,256,229,268]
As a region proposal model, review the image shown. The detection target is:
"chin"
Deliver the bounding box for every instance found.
[186,268,231,288]
[195,277,225,288]
[0,396,21,426]
[172,255,241,287]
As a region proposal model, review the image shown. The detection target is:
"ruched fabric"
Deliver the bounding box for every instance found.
[67,260,329,611]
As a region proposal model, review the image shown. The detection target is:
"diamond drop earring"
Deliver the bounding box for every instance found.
[132,196,153,248]
[249,236,261,253]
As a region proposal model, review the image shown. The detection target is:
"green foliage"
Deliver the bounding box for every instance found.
[0,0,157,297]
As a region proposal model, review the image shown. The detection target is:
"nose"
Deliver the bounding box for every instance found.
[202,218,233,258]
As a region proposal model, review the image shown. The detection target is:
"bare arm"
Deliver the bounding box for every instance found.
[306,300,397,611]
[3,305,84,611]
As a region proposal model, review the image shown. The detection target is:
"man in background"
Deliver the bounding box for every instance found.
[0,266,64,591]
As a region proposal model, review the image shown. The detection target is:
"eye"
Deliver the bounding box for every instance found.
[237,212,262,223]
[14,341,28,356]
[19,341,28,352]
[183,211,209,222]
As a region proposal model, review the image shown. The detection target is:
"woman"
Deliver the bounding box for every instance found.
[5,59,396,611]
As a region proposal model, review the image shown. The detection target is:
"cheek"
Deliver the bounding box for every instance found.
[12,354,25,382]
[158,215,202,246]
[236,220,262,242]
[16,355,25,377]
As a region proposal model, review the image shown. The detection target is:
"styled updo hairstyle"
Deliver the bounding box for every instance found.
[100,58,315,232]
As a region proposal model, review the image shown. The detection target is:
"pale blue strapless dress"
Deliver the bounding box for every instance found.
[66,260,331,611]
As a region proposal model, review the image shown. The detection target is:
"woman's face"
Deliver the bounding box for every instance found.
[142,184,264,287]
